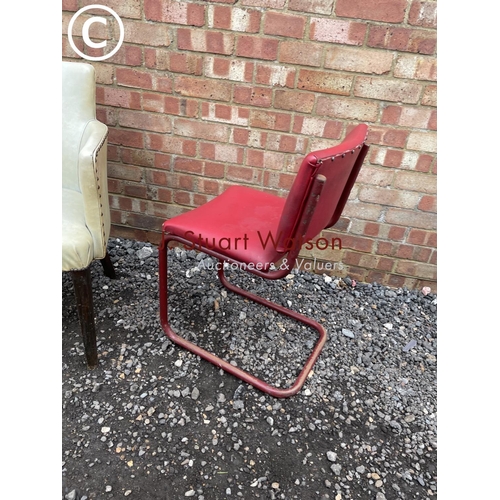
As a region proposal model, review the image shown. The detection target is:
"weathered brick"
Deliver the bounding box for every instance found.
[96,87,142,110]
[385,207,436,230]
[359,186,420,209]
[236,35,279,60]
[408,1,437,28]
[144,0,205,26]
[407,131,437,153]
[316,96,379,122]
[394,54,437,81]
[201,103,250,126]
[247,150,287,170]
[204,57,254,82]
[255,63,296,87]
[178,28,235,55]
[293,116,343,139]
[310,18,367,46]
[421,84,437,106]
[289,0,334,15]
[354,77,421,104]
[298,69,352,96]
[274,90,315,113]
[123,20,172,47]
[394,171,436,194]
[336,0,407,23]
[200,143,244,164]
[325,47,393,75]
[250,110,292,132]
[395,261,436,280]
[174,118,229,142]
[233,85,273,107]
[264,12,306,39]
[174,75,232,101]
[241,0,286,7]
[279,40,323,67]
[117,110,171,133]
[208,5,261,32]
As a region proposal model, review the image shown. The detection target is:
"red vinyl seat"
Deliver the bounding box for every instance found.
[159,123,369,397]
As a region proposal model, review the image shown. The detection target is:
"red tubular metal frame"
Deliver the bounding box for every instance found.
[159,176,327,398]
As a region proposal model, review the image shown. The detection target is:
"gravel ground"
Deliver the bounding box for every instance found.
[62,237,437,500]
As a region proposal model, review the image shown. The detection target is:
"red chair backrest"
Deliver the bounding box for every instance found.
[275,124,369,252]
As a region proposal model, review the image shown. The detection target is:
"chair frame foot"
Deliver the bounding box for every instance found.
[71,268,98,369]
[100,251,116,279]
[159,234,327,398]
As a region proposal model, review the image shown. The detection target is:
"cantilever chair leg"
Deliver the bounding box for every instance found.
[71,268,98,369]
[159,239,327,398]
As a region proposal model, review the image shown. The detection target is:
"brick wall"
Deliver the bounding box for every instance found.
[62,0,437,291]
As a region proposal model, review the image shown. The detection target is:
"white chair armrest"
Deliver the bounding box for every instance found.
[78,119,110,260]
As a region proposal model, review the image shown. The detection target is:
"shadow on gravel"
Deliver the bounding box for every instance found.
[63,238,437,500]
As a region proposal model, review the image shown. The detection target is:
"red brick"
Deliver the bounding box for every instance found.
[200,143,244,164]
[368,26,437,55]
[236,35,279,60]
[289,0,334,15]
[274,90,315,113]
[266,133,307,154]
[418,195,436,213]
[227,166,262,184]
[279,41,323,67]
[310,17,367,46]
[233,86,273,107]
[408,1,437,28]
[388,225,406,241]
[116,68,153,89]
[366,127,408,148]
[336,0,407,23]
[174,76,232,101]
[144,0,205,26]
[298,69,352,96]
[108,129,144,149]
[264,12,306,39]
[395,261,436,280]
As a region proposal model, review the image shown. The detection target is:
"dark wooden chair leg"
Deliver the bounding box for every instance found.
[71,268,98,368]
[100,251,116,279]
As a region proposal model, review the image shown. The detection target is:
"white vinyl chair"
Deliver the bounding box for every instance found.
[62,61,115,368]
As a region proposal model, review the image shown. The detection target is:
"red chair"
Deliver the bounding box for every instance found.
[159,124,369,397]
